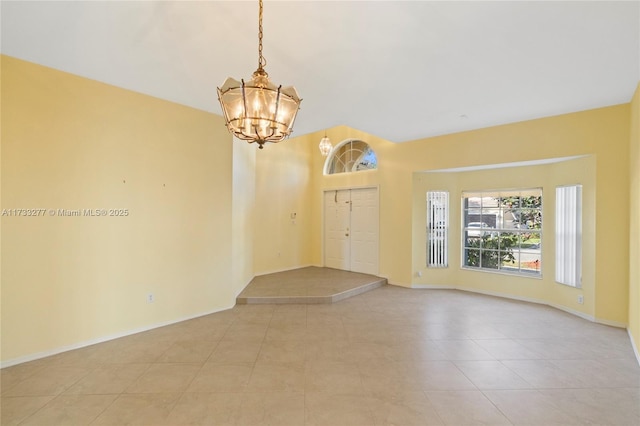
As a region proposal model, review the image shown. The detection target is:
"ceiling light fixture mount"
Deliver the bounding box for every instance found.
[217,0,302,149]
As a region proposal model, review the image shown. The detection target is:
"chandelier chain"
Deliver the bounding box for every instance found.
[258,0,266,70]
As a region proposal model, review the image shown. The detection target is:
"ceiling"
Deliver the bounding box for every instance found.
[2,1,639,143]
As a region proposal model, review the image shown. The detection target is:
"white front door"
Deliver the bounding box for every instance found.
[324,190,351,270]
[350,187,379,275]
[324,187,379,275]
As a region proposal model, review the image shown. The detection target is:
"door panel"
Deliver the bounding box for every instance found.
[350,188,379,275]
[324,190,351,270]
[324,188,379,275]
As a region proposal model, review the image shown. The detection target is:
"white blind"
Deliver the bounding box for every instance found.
[427,191,449,267]
[555,185,582,287]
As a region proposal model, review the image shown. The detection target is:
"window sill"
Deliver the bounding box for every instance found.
[460,266,543,280]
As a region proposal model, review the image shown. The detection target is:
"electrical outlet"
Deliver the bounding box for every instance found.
[577,295,584,305]
[147,293,154,303]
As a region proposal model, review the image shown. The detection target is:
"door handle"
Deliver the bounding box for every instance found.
[345,233,349,237]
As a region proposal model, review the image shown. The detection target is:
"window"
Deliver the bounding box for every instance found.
[462,189,542,276]
[324,139,377,175]
[427,191,449,267]
[555,185,582,287]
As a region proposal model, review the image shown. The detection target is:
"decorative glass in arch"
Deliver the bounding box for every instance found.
[324,140,377,175]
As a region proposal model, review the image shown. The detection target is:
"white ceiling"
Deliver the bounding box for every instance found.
[2,1,639,142]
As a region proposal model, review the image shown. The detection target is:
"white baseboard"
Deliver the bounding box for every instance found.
[593,317,628,329]
[254,264,313,277]
[386,280,412,288]
[410,283,455,289]
[411,284,627,328]
[548,302,596,322]
[628,328,640,367]
[1,304,235,369]
[234,276,256,299]
[455,285,548,306]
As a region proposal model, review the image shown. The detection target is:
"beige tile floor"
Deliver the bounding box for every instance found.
[2,286,640,425]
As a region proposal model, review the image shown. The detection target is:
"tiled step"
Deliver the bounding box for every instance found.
[236,267,387,304]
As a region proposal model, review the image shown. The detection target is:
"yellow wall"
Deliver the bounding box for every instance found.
[1,56,235,364]
[629,82,640,356]
[252,136,314,275]
[232,141,256,296]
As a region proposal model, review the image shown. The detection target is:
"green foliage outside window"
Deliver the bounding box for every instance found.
[465,233,519,268]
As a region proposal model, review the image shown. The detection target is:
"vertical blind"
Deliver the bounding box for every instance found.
[555,185,582,287]
[427,191,449,267]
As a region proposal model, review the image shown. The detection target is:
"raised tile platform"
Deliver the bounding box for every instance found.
[236,266,387,304]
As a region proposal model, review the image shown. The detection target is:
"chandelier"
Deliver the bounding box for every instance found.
[217,0,302,149]
[319,132,332,156]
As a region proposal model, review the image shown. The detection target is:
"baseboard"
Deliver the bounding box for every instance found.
[455,285,549,307]
[254,264,314,277]
[451,285,629,329]
[548,302,596,323]
[410,283,456,289]
[234,276,256,299]
[1,304,235,369]
[628,328,640,367]
[593,317,628,329]
[386,280,412,288]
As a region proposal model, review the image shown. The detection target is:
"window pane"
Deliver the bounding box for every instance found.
[500,196,520,208]
[482,197,499,208]
[483,209,500,228]
[465,249,481,267]
[467,197,482,208]
[481,250,500,269]
[521,208,541,229]
[520,251,542,273]
[500,250,518,270]
[521,232,541,249]
[498,232,518,251]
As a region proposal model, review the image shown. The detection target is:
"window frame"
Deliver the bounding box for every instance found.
[461,188,543,278]
[323,139,378,175]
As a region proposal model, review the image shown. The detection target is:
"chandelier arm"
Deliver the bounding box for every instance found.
[273,86,282,124]
[241,80,248,128]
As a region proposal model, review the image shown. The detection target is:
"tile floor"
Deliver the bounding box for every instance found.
[2,286,639,425]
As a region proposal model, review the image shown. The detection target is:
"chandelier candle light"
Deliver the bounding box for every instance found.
[217,0,302,149]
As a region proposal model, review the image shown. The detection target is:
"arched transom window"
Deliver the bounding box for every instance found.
[324,139,378,175]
